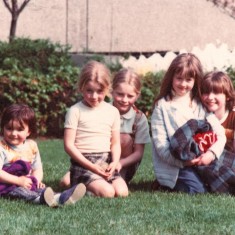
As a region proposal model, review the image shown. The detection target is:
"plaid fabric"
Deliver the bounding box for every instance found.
[170,119,235,194]
[70,152,121,186]
[170,119,213,161]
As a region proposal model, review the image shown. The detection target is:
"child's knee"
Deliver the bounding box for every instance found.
[99,187,115,198]
[116,188,129,197]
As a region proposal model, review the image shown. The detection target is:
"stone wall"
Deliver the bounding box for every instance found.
[1,0,235,53]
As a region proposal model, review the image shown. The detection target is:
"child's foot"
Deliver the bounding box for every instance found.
[43,187,58,207]
[59,183,86,205]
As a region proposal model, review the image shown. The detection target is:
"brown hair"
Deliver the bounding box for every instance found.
[200,71,235,111]
[78,60,111,95]
[112,68,142,95]
[153,53,203,104]
[1,104,37,137]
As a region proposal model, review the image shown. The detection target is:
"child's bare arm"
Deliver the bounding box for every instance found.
[0,169,33,189]
[108,130,121,174]
[31,167,45,188]
[64,128,109,178]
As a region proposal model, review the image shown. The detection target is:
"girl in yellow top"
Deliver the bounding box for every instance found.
[63,61,128,198]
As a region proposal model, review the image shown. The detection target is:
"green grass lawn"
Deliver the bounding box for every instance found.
[1,140,235,235]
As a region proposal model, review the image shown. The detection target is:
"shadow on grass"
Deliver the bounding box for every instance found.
[128,180,154,192]
[45,180,62,192]
[46,179,163,194]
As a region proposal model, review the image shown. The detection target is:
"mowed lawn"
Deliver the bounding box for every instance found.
[1,139,235,235]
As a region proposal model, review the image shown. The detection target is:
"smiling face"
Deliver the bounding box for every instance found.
[172,75,195,96]
[201,92,227,118]
[3,119,31,146]
[112,82,139,114]
[81,80,107,108]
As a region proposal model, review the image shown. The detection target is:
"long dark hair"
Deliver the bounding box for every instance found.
[153,53,203,105]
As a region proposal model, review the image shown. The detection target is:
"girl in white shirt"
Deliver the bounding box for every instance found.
[151,53,226,194]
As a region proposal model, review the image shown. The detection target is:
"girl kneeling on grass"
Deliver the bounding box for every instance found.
[151,53,226,194]
[63,61,129,198]
[0,104,86,207]
[112,68,151,183]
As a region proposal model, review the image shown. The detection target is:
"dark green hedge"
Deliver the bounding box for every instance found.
[1,38,235,137]
[0,38,81,137]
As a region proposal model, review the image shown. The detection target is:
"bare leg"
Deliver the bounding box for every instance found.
[87,179,116,198]
[59,171,71,188]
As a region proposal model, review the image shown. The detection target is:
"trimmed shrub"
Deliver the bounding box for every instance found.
[0,38,80,137]
[136,71,164,117]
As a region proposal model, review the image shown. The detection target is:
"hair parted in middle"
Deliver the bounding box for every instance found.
[112,68,142,95]
[78,60,111,95]
[153,53,203,104]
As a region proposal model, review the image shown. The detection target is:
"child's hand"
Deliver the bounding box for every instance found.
[184,158,200,167]
[93,164,110,179]
[106,162,117,175]
[196,151,215,166]
[37,181,46,189]
[115,162,122,172]
[18,176,33,189]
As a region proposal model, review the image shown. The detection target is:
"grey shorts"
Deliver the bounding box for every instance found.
[70,152,121,186]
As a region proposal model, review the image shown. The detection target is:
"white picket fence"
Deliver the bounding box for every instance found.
[119,43,235,75]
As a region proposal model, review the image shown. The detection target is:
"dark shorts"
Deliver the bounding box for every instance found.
[70,152,121,186]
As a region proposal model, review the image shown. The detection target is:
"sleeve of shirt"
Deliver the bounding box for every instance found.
[0,147,5,169]
[206,113,226,158]
[64,105,80,130]
[30,141,43,170]
[112,107,120,131]
[135,113,151,144]
[151,103,184,168]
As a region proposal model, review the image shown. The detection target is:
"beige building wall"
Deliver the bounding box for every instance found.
[1,0,235,53]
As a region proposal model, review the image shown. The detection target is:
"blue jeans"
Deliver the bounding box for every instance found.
[174,167,207,194]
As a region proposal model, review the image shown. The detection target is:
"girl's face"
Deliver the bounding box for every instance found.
[112,83,139,115]
[4,119,30,146]
[201,92,227,116]
[82,80,106,108]
[172,75,195,96]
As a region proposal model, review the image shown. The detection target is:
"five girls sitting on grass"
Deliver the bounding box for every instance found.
[2,57,235,204]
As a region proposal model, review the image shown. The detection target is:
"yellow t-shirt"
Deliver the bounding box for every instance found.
[64,101,120,153]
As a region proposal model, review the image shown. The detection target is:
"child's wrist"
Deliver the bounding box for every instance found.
[207,149,216,161]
